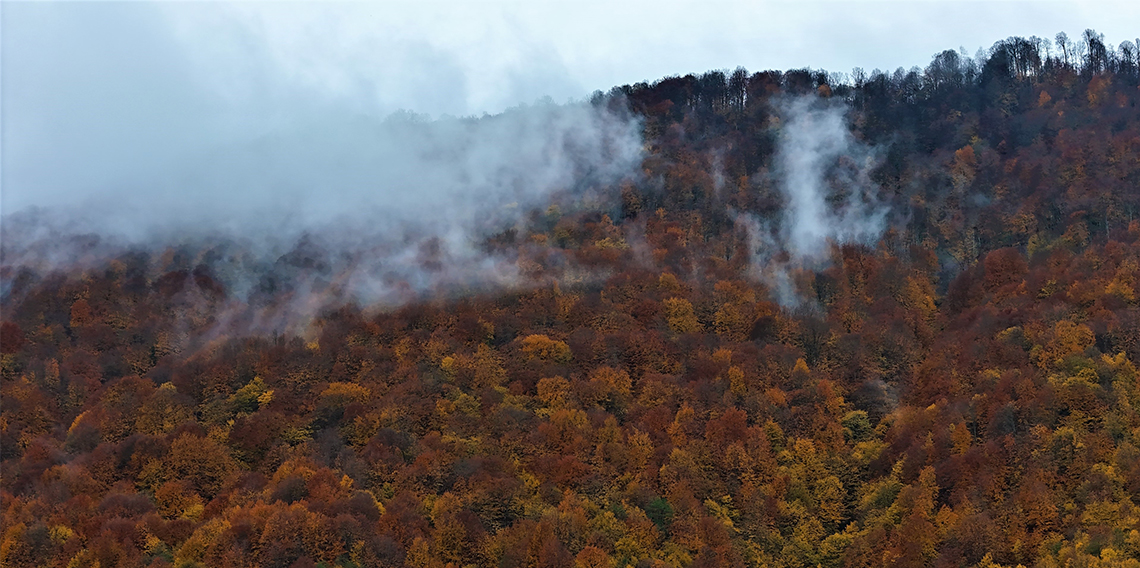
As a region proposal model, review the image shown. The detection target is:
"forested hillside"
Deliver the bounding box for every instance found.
[3,30,1140,568]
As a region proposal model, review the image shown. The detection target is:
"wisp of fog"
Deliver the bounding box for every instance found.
[740,97,888,306]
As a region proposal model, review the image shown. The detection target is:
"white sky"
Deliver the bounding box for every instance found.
[2,0,1137,214]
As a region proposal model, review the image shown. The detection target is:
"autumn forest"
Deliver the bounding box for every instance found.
[3,30,1140,568]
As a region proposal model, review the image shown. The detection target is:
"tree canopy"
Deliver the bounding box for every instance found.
[3,29,1140,568]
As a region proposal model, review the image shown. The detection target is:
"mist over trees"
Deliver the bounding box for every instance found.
[3,29,1140,568]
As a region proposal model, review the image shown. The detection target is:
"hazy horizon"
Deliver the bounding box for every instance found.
[3,1,1136,217]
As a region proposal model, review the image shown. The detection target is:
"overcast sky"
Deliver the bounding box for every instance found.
[3,0,1137,215]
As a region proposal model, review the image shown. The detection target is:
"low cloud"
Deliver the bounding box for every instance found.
[2,102,643,311]
[1,3,644,326]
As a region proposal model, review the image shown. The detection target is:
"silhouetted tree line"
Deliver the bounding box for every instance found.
[600,29,1137,119]
[591,29,1140,265]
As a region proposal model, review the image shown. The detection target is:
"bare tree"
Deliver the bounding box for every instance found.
[1055,31,1072,67]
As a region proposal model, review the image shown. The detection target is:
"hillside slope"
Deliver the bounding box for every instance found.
[3,32,1140,568]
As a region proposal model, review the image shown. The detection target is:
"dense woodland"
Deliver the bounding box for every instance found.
[3,30,1140,568]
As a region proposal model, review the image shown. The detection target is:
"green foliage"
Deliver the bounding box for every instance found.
[841,410,874,443]
[230,376,272,414]
[645,497,674,532]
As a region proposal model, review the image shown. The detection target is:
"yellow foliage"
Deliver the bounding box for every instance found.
[975,552,1028,568]
[440,355,457,380]
[900,275,938,321]
[1062,220,1090,248]
[766,387,789,408]
[156,480,204,520]
[594,237,629,250]
[165,433,236,497]
[143,534,165,554]
[471,344,506,388]
[714,303,751,341]
[663,297,701,334]
[614,506,660,562]
[704,496,739,532]
[67,411,92,435]
[182,502,205,521]
[1105,278,1136,302]
[65,549,100,568]
[230,376,272,413]
[537,376,573,410]
[175,517,231,566]
[521,334,572,363]
[727,365,747,396]
[574,546,615,568]
[390,338,412,363]
[137,382,193,435]
[1088,75,1111,107]
[435,398,456,416]
[556,294,580,321]
[45,358,60,389]
[449,391,480,416]
[951,145,978,189]
[1105,258,1138,302]
[627,429,654,471]
[1038,320,1095,369]
[792,358,811,380]
[49,525,74,545]
[950,421,973,455]
[658,272,682,293]
[589,366,632,401]
[320,381,371,408]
